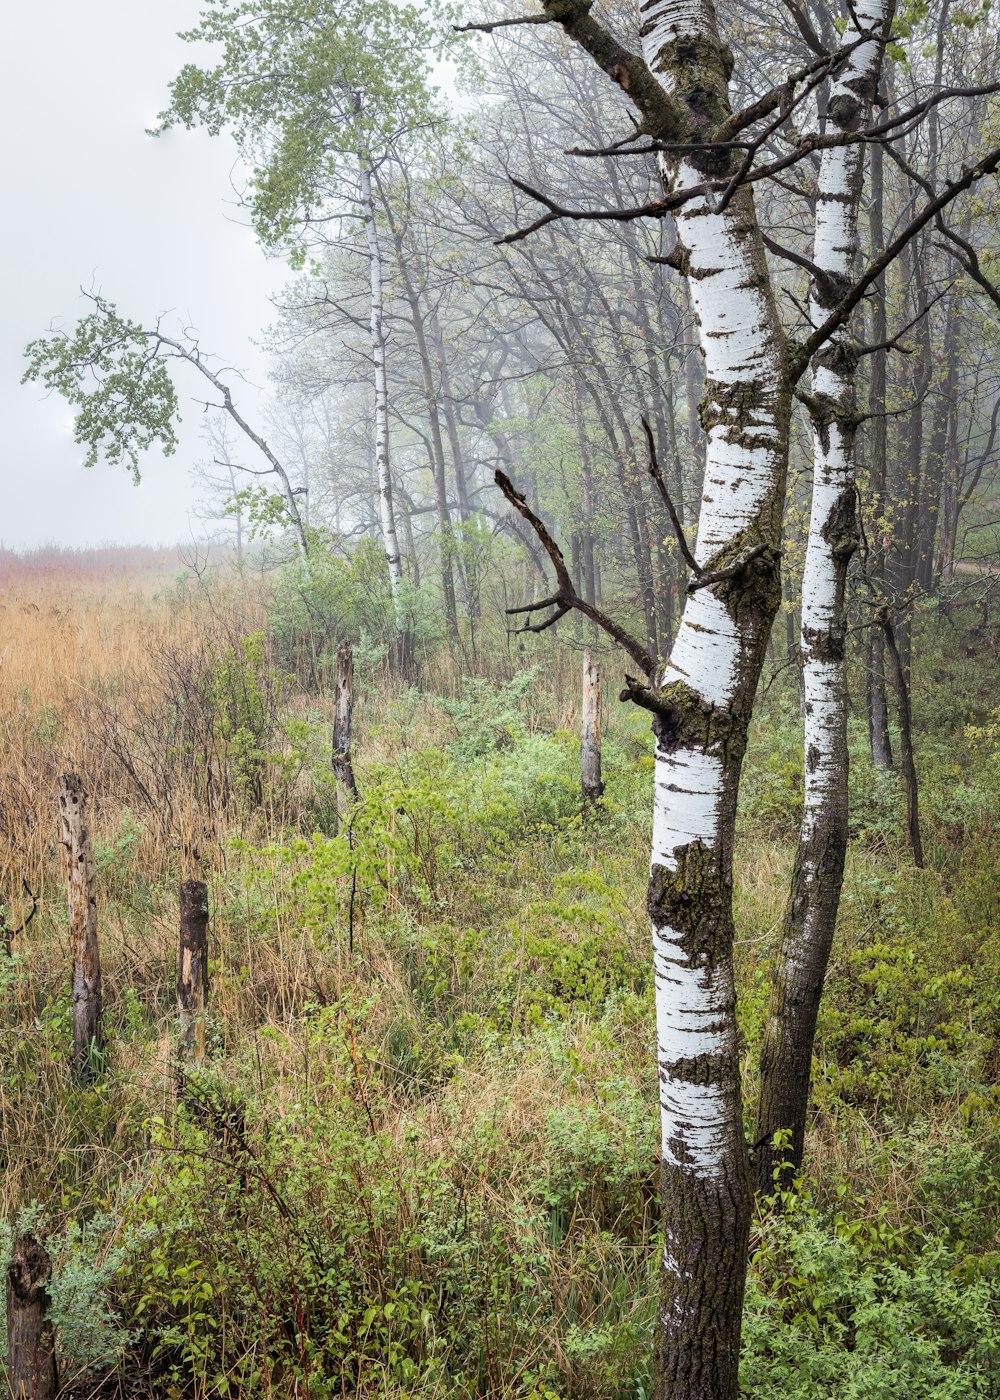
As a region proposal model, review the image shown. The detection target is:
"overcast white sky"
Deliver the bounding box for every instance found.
[2,0,286,548]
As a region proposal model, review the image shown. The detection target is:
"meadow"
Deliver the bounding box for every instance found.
[1,551,998,1398]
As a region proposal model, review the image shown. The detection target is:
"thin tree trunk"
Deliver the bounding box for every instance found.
[867,627,894,769]
[430,309,473,524]
[630,7,791,1391]
[936,397,961,583]
[177,880,209,1065]
[381,205,460,639]
[6,1235,58,1400]
[359,154,406,662]
[332,641,360,820]
[916,298,958,592]
[573,378,598,611]
[882,610,925,866]
[865,137,895,769]
[58,773,102,1081]
[755,0,890,1195]
[581,649,604,812]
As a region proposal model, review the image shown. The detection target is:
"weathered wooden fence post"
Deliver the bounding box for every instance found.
[581,649,604,813]
[178,880,210,1065]
[6,1234,58,1400]
[58,773,102,1081]
[332,641,359,819]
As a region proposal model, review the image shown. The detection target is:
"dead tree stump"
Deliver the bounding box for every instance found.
[332,642,359,820]
[178,880,210,1065]
[58,773,102,1081]
[581,649,604,812]
[6,1234,58,1400]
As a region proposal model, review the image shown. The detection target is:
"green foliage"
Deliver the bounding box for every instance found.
[742,1154,1000,1398]
[226,483,300,541]
[501,872,648,1024]
[438,669,539,760]
[209,630,283,804]
[0,1211,134,1378]
[22,296,178,479]
[158,0,460,250]
[818,937,978,1107]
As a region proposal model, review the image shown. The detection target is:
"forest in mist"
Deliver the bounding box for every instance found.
[3,0,999,1395]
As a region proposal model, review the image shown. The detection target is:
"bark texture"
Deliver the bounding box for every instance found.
[359,152,408,670]
[58,772,102,1081]
[581,649,604,810]
[178,879,210,1064]
[332,641,360,819]
[597,0,791,1391]
[6,1234,58,1400]
[755,0,890,1194]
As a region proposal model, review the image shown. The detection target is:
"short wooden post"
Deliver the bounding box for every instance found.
[58,773,102,1081]
[581,649,604,812]
[332,642,359,819]
[6,1234,58,1400]
[178,880,210,1064]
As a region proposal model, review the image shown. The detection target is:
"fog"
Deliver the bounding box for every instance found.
[2,0,284,548]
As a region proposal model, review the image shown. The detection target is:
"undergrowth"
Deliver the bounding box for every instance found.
[0,583,997,1398]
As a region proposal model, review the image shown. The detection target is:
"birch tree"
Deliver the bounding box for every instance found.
[479,0,1000,1392]
[755,0,893,1194]
[158,0,456,667]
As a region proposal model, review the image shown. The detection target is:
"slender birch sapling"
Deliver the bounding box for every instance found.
[755,0,893,1195]
[156,0,460,662]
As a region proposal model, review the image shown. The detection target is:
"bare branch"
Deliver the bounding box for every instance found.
[641,418,700,576]
[454,13,554,32]
[934,223,1000,313]
[494,469,654,674]
[762,233,826,283]
[498,177,687,245]
[688,543,772,592]
[794,147,1000,374]
[2,880,38,957]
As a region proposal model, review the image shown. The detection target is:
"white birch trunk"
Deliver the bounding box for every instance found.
[756,0,891,1193]
[634,3,791,1390]
[359,157,404,615]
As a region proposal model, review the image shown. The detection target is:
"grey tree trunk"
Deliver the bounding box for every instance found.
[916,299,959,592]
[581,649,604,812]
[332,641,359,820]
[178,880,210,1065]
[882,611,925,867]
[58,773,102,1081]
[6,1234,58,1400]
[865,137,895,771]
[755,0,891,1194]
[381,200,461,640]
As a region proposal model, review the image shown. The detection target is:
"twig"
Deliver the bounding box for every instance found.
[688,543,772,591]
[640,418,700,576]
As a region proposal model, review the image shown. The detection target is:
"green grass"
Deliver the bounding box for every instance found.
[1,603,998,1398]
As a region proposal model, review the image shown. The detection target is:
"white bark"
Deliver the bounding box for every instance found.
[640,44,786,1195]
[798,0,889,976]
[359,156,404,610]
[755,0,891,1190]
